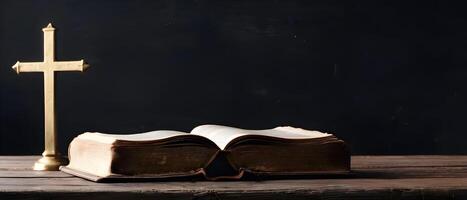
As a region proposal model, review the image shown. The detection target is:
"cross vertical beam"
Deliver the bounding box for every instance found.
[43,24,56,157]
[43,24,55,63]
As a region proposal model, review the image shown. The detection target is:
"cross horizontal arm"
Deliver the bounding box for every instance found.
[12,61,44,74]
[53,60,89,72]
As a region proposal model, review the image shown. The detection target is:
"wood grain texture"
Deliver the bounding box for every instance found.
[1,156,467,199]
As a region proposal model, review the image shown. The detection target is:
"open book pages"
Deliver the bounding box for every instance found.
[77,130,188,144]
[191,125,331,149]
[77,125,331,149]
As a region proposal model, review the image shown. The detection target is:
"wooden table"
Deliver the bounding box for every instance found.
[1,156,467,199]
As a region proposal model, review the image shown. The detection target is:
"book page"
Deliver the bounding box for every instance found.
[190,125,331,150]
[77,130,189,144]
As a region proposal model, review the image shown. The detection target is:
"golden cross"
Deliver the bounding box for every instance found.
[12,23,89,171]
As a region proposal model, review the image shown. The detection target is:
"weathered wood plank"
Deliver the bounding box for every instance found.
[0,156,39,170]
[4,155,467,170]
[351,155,467,168]
[1,156,467,199]
[2,177,467,192]
[1,178,467,199]
[353,167,467,178]
[0,170,72,178]
[1,189,466,200]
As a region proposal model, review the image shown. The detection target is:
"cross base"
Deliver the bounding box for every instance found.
[33,153,68,171]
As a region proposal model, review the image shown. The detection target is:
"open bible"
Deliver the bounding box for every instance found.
[60,125,350,182]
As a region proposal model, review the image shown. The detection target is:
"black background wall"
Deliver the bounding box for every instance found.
[1,0,467,155]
